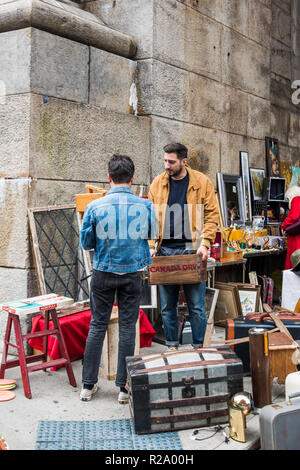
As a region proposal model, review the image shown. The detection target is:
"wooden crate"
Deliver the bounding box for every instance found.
[148,254,207,285]
[99,306,140,380]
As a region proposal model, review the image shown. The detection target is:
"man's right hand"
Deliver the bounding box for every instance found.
[150,249,156,257]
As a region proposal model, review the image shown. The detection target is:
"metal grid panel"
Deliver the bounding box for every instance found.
[28,205,89,302]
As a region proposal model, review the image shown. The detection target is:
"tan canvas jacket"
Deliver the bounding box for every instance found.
[148,166,219,251]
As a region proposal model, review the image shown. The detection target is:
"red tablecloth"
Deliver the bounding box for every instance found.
[28,308,155,369]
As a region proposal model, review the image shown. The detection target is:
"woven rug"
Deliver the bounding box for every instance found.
[35,419,183,450]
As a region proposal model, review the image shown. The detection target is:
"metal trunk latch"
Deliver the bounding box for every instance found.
[181,376,196,398]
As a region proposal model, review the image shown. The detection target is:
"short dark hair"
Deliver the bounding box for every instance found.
[108,154,135,183]
[163,142,188,160]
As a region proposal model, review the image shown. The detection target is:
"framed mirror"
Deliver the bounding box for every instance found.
[217,173,246,227]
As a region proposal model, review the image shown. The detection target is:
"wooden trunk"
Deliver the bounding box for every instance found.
[99,306,140,380]
[126,347,243,434]
[148,254,207,285]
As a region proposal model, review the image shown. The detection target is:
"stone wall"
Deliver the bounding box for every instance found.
[85,0,300,182]
[0,0,299,317]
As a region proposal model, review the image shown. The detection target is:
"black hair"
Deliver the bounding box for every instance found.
[108,154,135,183]
[163,142,188,160]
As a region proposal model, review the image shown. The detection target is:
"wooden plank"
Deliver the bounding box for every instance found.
[148,254,207,285]
[27,208,46,295]
[263,304,295,342]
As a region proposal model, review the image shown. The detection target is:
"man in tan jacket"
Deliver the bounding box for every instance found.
[148,142,219,350]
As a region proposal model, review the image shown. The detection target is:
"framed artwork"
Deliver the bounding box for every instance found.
[213,283,242,324]
[249,168,265,201]
[217,173,246,227]
[237,286,261,317]
[265,137,280,177]
[240,151,252,221]
[290,166,300,188]
[280,162,292,190]
[140,282,157,309]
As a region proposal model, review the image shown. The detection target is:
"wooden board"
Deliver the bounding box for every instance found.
[148,254,207,285]
[75,192,106,213]
[99,307,140,380]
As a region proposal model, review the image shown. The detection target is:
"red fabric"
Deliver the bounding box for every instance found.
[29,308,156,369]
[282,197,300,269]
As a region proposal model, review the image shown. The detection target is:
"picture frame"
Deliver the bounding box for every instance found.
[249,168,265,201]
[265,137,280,177]
[240,151,252,221]
[217,173,246,227]
[213,282,242,324]
[237,286,261,317]
[280,162,292,190]
[290,166,300,188]
[140,281,157,309]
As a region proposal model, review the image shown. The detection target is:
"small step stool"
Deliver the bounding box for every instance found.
[0,294,77,398]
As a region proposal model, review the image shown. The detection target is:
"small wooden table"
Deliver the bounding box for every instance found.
[0,294,77,398]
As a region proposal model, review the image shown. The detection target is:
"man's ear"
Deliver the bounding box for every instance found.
[182,158,188,166]
[108,174,113,183]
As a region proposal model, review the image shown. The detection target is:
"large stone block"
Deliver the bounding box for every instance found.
[219,133,249,175]
[0,28,89,103]
[271,38,292,79]
[247,94,271,139]
[248,0,272,47]
[29,94,151,184]
[177,0,249,36]
[85,0,154,59]
[153,0,222,80]
[222,28,270,100]
[137,60,248,135]
[89,47,137,114]
[0,94,30,178]
[0,177,31,269]
[150,116,220,184]
[287,111,300,148]
[270,104,289,144]
[272,3,292,48]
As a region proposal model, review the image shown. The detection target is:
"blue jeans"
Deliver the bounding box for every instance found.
[82,270,142,388]
[158,246,207,348]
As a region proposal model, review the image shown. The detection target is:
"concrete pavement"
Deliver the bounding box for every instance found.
[0,328,286,451]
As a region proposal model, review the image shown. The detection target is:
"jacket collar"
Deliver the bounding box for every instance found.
[106,186,134,195]
[161,165,200,189]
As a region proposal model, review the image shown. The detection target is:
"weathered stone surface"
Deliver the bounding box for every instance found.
[150,116,220,184]
[220,133,249,175]
[272,2,292,47]
[271,38,292,79]
[0,177,31,269]
[248,0,272,47]
[0,28,89,103]
[177,0,249,36]
[248,95,271,139]
[270,76,297,112]
[270,104,289,144]
[222,28,270,100]
[0,0,137,58]
[137,60,248,135]
[84,0,154,59]
[29,94,151,184]
[153,0,222,80]
[288,111,300,148]
[89,47,137,114]
[0,94,30,178]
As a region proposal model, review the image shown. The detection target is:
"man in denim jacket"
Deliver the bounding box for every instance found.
[80,155,158,403]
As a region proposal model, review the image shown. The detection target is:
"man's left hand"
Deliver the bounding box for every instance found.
[197,245,209,261]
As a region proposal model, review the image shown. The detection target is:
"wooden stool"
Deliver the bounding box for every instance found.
[0,294,77,398]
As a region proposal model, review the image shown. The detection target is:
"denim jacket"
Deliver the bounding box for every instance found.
[80,187,158,273]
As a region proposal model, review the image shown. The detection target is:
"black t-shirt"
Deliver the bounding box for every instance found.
[161,173,192,249]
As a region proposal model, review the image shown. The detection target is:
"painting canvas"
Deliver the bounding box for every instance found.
[240,151,252,221]
[290,166,300,188]
[249,168,265,201]
[266,137,280,177]
[213,283,242,323]
[280,162,292,190]
[237,287,260,317]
